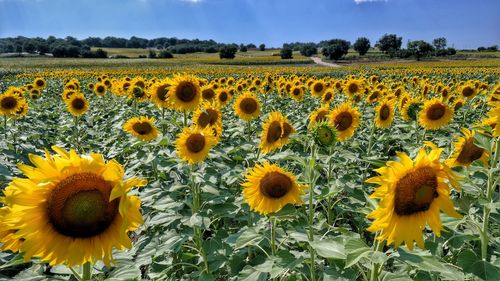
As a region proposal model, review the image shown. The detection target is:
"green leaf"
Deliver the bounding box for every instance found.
[235,227,263,249]
[344,238,371,268]
[396,249,464,280]
[310,237,346,259]
[198,272,215,281]
[238,265,268,281]
[458,250,500,280]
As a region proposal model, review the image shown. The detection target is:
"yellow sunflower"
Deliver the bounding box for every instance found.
[401,98,422,122]
[367,146,461,250]
[201,85,216,102]
[446,129,488,167]
[241,162,306,215]
[216,88,232,108]
[233,92,261,121]
[329,103,361,141]
[310,80,327,98]
[459,84,477,100]
[149,80,171,108]
[33,77,46,89]
[192,102,222,129]
[0,147,146,266]
[419,99,454,130]
[65,93,89,117]
[0,205,22,252]
[322,90,335,104]
[309,105,330,127]
[0,92,22,116]
[375,99,395,129]
[482,106,500,137]
[176,126,216,164]
[259,112,286,154]
[15,100,29,118]
[123,116,159,141]
[289,85,304,102]
[94,82,107,96]
[168,74,201,112]
[344,79,364,97]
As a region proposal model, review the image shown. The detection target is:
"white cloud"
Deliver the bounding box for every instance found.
[354,0,387,4]
[180,0,203,3]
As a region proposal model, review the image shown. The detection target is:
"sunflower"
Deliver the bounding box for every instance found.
[0,203,23,252]
[168,74,201,112]
[123,116,159,141]
[149,81,171,108]
[482,106,500,137]
[375,99,395,129]
[329,103,361,141]
[33,77,46,89]
[0,147,146,266]
[309,105,330,127]
[201,85,216,102]
[366,146,461,250]
[344,79,364,97]
[62,90,77,101]
[241,162,306,215]
[30,88,41,100]
[446,129,488,167]
[15,100,29,118]
[176,126,216,164]
[322,90,335,104]
[259,112,286,154]
[216,88,232,108]
[234,92,261,121]
[310,80,327,98]
[94,82,107,96]
[453,98,465,111]
[401,98,422,122]
[459,84,477,100]
[66,93,89,117]
[0,92,22,116]
[418,99,453,130]
[192,102,223,142]
[312,121,337,147]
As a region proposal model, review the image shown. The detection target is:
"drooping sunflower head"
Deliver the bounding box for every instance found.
[241,162,305,215]
[446,129,488,167]
[233,92,261,122]
[311,121,337,147]
[328,103,361,142]
[418,98,454,130]
[123,116,159,142]
[175,126,216,164]
[0,147,146,266]
[309,105,330,127]
[375,99,395,129]
[65,93,89,117]
[401,98,422,122]
[366,146,461,250]
[0,92,22,116]
[149,80,171,108]
[168,74,202,112]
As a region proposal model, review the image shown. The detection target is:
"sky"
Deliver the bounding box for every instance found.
[0,0,499,49]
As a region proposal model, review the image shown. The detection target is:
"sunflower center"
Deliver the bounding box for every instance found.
[379,104,390,121]
[177,83,197,102]
[1,96,18,110]
[456,138,485,165]
[240,97,258,114]
[260,172,292,199]
[426,103,446,120]
[335,112,353,131]
[219,91,228,102]
[97,85,106,93]
[394,167,438,216]
[202,88,215,100]
[71,98,85,110]
[267,121,283,143]
[281,122,293,138]
[36,80,44,87]
[186,133,206,153]
[315,110,328,122]
[47,173,118,238]
[348,83,358,94]
[313,83,324,93]
[324,92,332,101]
[369,92,379,101]
[156,85,169,101]
[293,88,301,96]
[132,122,153,135]
[462,87,474,97]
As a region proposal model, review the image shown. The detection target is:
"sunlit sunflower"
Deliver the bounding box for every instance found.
[94,82,107,96]
[216,88,232,108]
[482,106,500,137]
[310,80,327,98]
[309,105,330,127]
[30,88,41,100]
[168,75,201,112]
[401,98,422,122]
[418,99,453,130]
[0,92,22,116]
[201,85,216,102]
[344,79,364,97]
[289,85,304,102]
[367,146,461,251]
[322,90,335,104]
[446,129,488,167]
[453,98,465,111]
[375,99,395,129]
[259,112,286,154]
[65,93,89,117]
[33,77,46,89]
[192,102,223,142]
[329,103,361,141]
[0,146,146,266]
[176,126,216,164]
[0,203,22,252]
[123,116,159,142]
[149,80,171,108]
[15,100,29,118]
[459,84,477,100]
[241,162,306,215]
[234,92,261,121]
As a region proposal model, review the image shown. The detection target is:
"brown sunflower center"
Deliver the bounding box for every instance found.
[36,80,44,87]
[348,83,358,94]
[456,138,485,165]
[281,122,293,138]
[394,167,438,216]
[315,110,328,122]
[324,92,333,102]
[177,82,197,102]
[202,88,215,100]
[313,83,324,93]
[240,97,258,114]
[369,92,379,101]
[1,96,18,110]
[462,87,474,97]
[156,85,169,101]
[132,122,153,135]
[47,173,118,238]
[186,133,206,153]
[266,121,283,143]
[379,104,391,121]
[292,88,301,96]
[426,103,446,120]
[96,85,106,93]
[197,109,219,128]
[218,91,228,102]
[335,112,353,131]
[260,171,292,199]
[71,98,85,110]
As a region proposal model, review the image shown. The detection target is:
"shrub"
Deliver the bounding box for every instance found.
[353,37,370,56]
[321,39,350,60]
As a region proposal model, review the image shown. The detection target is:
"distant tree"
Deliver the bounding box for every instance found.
[299,43,317,57]
[219,45,238,59]
[94,48,108,58]
[23,41,36,53]
[239,44,248,52]
[148,49,157,58]
[408,40,435,60]
[376,34,402,54]
[432,37,447,50]
[246,43,256,49]
[158,50,174,58]
[487,45,498,51]
[259,44,266,51]
[36,42,50,55]
[280,44,293,59]
[446,47,457,55]
[353,37,370,55]
[66,45,81,57]
[321,39,350,60]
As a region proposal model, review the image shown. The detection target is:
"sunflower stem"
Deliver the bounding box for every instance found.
[81,262,92,281]
[370,234,385,281]
[69,266,83,281]
[270,216,277,256]
[246,120,252,144]
[307,143,317,281]
[414,120,420,144]
[189,164,209,273]
[3,115,7,140]
[161,107,167,135]
[74,116,80,152]
[183,110,188,128]
[481,136,499,261]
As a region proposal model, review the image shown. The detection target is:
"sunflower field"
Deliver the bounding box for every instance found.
[0,59,499,281]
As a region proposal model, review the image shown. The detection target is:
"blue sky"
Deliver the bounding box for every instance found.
[0,0,499,49]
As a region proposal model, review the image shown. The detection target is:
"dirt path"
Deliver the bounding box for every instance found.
[310,56,341,67]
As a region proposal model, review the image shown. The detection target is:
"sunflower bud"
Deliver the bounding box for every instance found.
[311,121,337,147]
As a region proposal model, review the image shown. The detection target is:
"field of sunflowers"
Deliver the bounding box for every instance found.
[0,58,499,281]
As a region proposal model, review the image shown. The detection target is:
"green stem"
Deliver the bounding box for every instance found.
[69,266,83,281]
[308,144,317,281]
[370,234,385,281]
[161,107,167,135]
[481,137,499,261]
[414,120,420,144]
[3,115,7,140]
[183,110,188,128]
[270,216,277,256]
[246,121,252,143]
[74,116,80,152]
[190,164,209,273]
[82,262,92,281]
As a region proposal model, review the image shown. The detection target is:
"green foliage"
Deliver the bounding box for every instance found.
[376,33,403,54]
[299,43,317,57]
[259,44,266,51]
[407,40,435,60]
[280,44,293,59]
[353,37,370,56]
[321,39,350,60]
[219,45,238,59]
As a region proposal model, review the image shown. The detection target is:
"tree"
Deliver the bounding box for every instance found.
[280,44,293,59]
[299,43,317,57]
[148,49,157,58]
[219,45,237,59]
[376,34,402,53]
[158,50,174,58]
[432,37,447,50]
[353,37,370,56]
[407,40,434,60]
[321,39,350,60]
[23,41,36,53]
[239,44,248,52]
[259,44,266,51]
[246,43,256,49]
